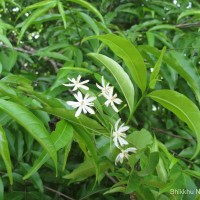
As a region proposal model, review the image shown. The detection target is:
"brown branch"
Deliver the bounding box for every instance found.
[0,43,60,72]
[176,21,200,29]
[44,186,75,200]
[151,127,193,141]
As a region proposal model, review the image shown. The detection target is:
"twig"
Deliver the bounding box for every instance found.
[0,43,59,72]
[176,21,200,29]
[44,185,75,200]
[105,171,118,184]
[151,127,193,141]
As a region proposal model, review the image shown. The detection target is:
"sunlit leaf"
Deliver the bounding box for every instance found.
[88,53,134,114]
[148,90,200,158]
[0,99,57,170]
[0,126,13,184]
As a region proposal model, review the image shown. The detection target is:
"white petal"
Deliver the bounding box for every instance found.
[85,106,95,115]
[101,76,105,87]
[86,96,96,103]
[113,137,119,148]
[80,79,89,84]
[72,86,78,91]
[75,106,83,117]
[77,75,81,82]
[96,83,103,90]
[114,119,121,131]
[118,124,129,132]
[118,137,128,146]
[79,84,89,90]
[67,101,79,108]
[104,100,110,107]
[115,152,124,165]
[62,83,75,87]
[114,98,122,104]
[77,91,83,101]
[124,147,137,153]
[82,106,87,114]
[111,103,119,112]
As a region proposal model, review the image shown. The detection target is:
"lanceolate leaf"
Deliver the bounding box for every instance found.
[139,45,200,104]
[18,3,56,43]
[23,120,73,179]
[84,34,147,93]
[66,0,104,23]
[0,126,13,184]
[149,46,166,89]
[147,90,200,158]
[43,107,108,136]
[0,99,57,169]
[58,1,67,29]
[88,53,135,114]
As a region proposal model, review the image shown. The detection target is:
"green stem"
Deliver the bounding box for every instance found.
[127,92,147,124]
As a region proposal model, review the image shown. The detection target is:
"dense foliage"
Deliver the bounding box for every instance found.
[1,0,200,199]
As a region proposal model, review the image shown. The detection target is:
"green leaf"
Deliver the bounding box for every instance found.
[88,53,134,114]
[63,158,111,182]
[127,129,153,150]
[0,99,57,170]
[58,1,67,29]
[147,90,200,158]
[0,126,13,184]
[149,24,177,31]
[23,120,73,179]
[0,178,3,200]
[0,34,13,48]
[104,186,126,194]
[78,12,99,35]
[183,169,200,180]
[149,46,166,89]
[34,51,69,61]
[66,0,104,23]
[20,163,43,193]
[18,3,56,43]
[139,46,200,103]
[43,107,108,136]
[178,9,200,21]
[84,34,147,93]
[138,152,159,176]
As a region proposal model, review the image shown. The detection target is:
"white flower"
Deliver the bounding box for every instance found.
[67,91,96,117]
[96,76,112,96]
[104,87,122,112]
[115,147,137,165]
[63,75,89,91]
[112,118,129,148]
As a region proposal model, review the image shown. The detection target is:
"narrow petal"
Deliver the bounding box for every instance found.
[86,96,96,103]
[72,86,78,91]
[104,100,110,107]
[77,75,81,82]
[114,119,121,131]
[75,106,83,117]
[96,83,103,90]
[79,84,89,90]
[114,98,123,104]
[118,137,128,146]
[67,101,79,108]
[85,106,95,115]
[118,124,129,132]
[101,76,105,87]
[62,83,75,87]
[77,91,83,101]
[113,137,119,148]
[80,79,89,84]
[125,147,137,153]
[111,103,119,112]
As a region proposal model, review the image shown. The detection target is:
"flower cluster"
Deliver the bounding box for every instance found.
[63,75,137,165]
[113,118,137,165]
[63,75,123,117]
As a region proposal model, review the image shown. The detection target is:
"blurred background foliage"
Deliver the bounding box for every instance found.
[1,0,200,199]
